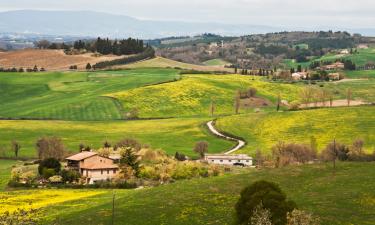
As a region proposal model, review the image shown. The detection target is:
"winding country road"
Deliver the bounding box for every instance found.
[206,120,245,154]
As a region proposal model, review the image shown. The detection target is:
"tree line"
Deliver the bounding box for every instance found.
[35,37,146,56]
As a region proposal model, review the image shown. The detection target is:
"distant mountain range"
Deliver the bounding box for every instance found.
[0,10,374,39]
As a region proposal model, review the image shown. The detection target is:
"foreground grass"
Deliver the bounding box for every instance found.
[25,162,375,225]
[0,68,179,120]
[216,106,375,155]
[0,118,233,158]
[110,74,302,118]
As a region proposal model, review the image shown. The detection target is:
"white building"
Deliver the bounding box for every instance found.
[204,154,253,166]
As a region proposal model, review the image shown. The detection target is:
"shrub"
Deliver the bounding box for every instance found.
[38,158,61,175]
[48,175,63,183]
[61,169,80,183]
[287,209,320,225]
[42,168,56,179]
[235,180,296,225]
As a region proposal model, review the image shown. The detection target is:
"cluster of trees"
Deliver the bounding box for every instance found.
[254,137,374,169]
[235,180,319,225]
[0,65,45,73]
[93,46,155,69]
[237,68,275,76]
[36,37,146,56]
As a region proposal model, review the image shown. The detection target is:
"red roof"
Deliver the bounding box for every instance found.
[66,151,97,161]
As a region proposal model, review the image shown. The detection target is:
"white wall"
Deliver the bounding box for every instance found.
[207,158,252,166]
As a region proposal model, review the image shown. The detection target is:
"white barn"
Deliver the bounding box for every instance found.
[204,154,253,166]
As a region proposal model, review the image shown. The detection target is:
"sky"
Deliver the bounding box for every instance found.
[0,0,374,28]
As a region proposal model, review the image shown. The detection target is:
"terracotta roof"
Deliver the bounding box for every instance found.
[66,151,97,161]
[81,162,119,170]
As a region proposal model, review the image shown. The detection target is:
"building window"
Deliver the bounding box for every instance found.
[246,160,249,162]
[107,170,109,174]
[220,160,223,162]
[113,169,116,174]
[101,170,103,174]
[211,160,214,162]
[238,160,241,162]
[229,160,232,162]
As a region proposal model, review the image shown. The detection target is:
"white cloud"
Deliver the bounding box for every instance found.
[0,0,374,28]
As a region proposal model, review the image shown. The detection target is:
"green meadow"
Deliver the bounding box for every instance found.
[0,118,234,158]
[4,162,368,225]
[216,106,375,155]
[0,68,179,120]
[110,74,302,118]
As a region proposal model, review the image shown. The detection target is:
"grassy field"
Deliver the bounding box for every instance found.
[118,56,234,72]
[0,160,18,190]
[0,118,233,158]
[110,75,302,118]
[216,106,375,155]
[0,68,179,120]
[0,162,367,224]
[284,47,375,69]
[322,78,375,102]
[203,58,229,66]
[344,70,375,79]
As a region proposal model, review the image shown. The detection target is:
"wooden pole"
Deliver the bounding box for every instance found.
[112,190,115,225]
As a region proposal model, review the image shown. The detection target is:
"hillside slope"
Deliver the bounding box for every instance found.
[216,106,375,155]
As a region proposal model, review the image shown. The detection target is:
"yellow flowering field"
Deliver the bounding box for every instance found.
[0,190,104,214]
[108,74,302,118]
[216,106,375,155]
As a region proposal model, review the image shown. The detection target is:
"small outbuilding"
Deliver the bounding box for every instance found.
[204,154,253,166]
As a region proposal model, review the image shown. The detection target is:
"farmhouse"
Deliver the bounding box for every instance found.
[328,73,341,81]
[292,72,308,80]
[66,151,119,184]
[321,62,345,70]
[204,154,253,166]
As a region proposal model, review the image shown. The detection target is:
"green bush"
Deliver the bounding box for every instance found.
[42,168,56,179]
[38,158,61,175]
[235,180,296,225]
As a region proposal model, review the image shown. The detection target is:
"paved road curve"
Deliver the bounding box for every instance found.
[206,120,245,154]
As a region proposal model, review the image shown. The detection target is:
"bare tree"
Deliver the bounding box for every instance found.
[36,137,65,160]
[300,87,314,107]
[194,141,209,158]
[347,88,352,106]
[210,97,216,117]
[352,138,364,155]
[11,140,21,158]
[234,90,241,114]
[276,93,281,111]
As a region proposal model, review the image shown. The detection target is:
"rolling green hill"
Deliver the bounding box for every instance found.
[0,118,233,158]
[216,106,375,155]
[284,47,375,69]
[203,58,229,66]
[110,75,302,118]
[0,68,179,120]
